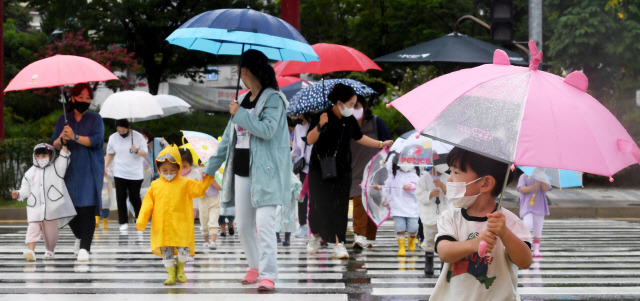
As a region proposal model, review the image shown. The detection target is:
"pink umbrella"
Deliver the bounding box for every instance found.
[388,41,640,180]
[4,55,118,92]
[273,43,382,76]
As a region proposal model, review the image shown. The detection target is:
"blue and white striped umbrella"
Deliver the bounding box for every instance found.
[166,8,318,62]
[288,78,376,115]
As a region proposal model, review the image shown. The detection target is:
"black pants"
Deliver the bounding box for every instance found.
[114,177,143,224]
[308,168,351,243]
[298,172,308,226]
[69,205,96,252]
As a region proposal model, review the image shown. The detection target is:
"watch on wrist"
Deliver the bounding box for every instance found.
[75,134,79,141]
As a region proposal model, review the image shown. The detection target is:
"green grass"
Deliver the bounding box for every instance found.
[0,200,27,208]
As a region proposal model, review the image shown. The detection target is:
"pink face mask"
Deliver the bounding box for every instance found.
[180,166,190,176]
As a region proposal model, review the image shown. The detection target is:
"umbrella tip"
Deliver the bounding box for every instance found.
[385,103,392,108]
[528,40,543,71]
[493,50,511,66]
[510,164,515,171]
[564,71,589,92]
[609,176,614,183]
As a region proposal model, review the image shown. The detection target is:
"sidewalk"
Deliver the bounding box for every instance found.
[500,187,640,219]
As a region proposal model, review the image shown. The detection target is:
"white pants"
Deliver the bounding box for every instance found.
[421,223,437,252]
[522,213,544,239]
[235,175,278,280]
[198,195,221,236]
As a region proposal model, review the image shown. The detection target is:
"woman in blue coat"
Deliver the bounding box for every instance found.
[204,50,290,292]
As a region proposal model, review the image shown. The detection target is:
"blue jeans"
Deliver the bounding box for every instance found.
[393,216,419,235]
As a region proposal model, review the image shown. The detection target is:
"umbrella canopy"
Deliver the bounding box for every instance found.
[388,41,640,179]
[99,91,163,120]
[287,78,376,115]
[4,55,118,92]
[166,8,318,62]
[181,130,219,164]
[360,148,392,227]
[131,95,192,122]
[281,80,313,104]
[277,75,302,87]
[374,32,528,66]
[389,130,453,164]
[518,166,583,189]
[274,43,382,76]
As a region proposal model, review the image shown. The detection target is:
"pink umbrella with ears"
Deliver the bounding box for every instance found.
[388,40,640,181]
[388,41,640,256]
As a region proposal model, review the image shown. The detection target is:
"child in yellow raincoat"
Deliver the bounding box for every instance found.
[136,145,214,285]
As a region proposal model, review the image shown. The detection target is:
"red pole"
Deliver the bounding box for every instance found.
[280,0,300,31]
[0,0,5,140]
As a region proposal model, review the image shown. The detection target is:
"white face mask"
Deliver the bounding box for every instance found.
[37,158,50,168]
[353,107,364,120]
[161,173,176,182]
[338,102,354,117]
[446,177,483,209]
[240,77,249,90]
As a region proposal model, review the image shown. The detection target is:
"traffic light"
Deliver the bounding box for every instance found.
[491,0,513,44]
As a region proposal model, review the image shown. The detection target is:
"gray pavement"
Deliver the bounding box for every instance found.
[0,218,639,300]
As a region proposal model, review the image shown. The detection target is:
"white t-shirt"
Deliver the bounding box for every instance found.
[430,207,531,301]
[382,170,420,218]
[107,130,148,180]
[417,172,452,226]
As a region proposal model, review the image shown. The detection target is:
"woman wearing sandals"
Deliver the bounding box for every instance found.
[203,50,290,292]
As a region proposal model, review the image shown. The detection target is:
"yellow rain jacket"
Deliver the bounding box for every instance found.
[136,145,214,257]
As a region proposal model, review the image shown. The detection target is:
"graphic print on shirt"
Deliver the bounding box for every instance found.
[235,107,254,149]
[446,231,496,289]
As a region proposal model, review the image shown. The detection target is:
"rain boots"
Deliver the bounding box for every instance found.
[164,266,177,285]
[425,252,434,276]
[103,217,109,230]
[397,238,406,257]
[176,260,187,283]
[533,241,542,257]
[408,236,418,252]
[95,216,100,228]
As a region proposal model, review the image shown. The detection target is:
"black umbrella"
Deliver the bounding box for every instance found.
[374,32,528,66]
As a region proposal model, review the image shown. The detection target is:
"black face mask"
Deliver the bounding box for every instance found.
[74,101,90,114]
[120,131,129,138]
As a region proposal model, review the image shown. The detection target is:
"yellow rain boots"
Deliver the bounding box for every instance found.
[176,260,187,283]
[397,237,406,257]
[95,216,100,228]
[164,266,177,285]
[408,236,417,252]
[102,217,109,230]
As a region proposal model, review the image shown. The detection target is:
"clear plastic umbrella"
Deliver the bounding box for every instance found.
[360,148,391,226]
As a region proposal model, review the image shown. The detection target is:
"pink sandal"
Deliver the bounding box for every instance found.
[242,269,259,284]
[257,278,275,291]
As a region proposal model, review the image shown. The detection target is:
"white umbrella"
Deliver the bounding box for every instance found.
[99,91,163,120]
[131,94,192,122]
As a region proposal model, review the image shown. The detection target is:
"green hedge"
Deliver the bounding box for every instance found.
[0,137,41,201]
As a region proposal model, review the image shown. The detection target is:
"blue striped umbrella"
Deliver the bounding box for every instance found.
[288,78,376,115]
[166,8,318,62]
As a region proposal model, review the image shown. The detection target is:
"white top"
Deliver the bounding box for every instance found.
[235,107,255,149]
[416,172,453,226]
[291,123,312,174]
[430,208,531,301]
[382,170,420,218]
[107,130,148,180]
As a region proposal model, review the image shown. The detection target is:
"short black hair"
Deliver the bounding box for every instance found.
[446,147,511,196]
[115,119,130,128]
[327,83,356,105]
[178,148,193,165]
[34,148,52,156]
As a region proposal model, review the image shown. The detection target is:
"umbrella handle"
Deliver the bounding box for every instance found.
[478,241,488,257]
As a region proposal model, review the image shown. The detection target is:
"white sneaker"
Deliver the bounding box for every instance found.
[203,242,210,248]
[73,238,81,255]
[43,250,54,260]
[306,235,321,254]
[208,242,217,250]
[77,249,89,262]
[119,224,129,232]
[23,250,36,262]
[294,224,308,238]
[352,234,367,249]
[332,243,349,259]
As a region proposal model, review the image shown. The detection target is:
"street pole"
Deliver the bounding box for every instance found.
[529,0,543,52]
[0,0,5,140]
